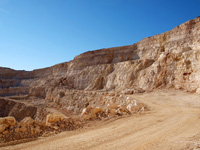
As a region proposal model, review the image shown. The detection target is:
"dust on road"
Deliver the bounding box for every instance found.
[2,90,200,150]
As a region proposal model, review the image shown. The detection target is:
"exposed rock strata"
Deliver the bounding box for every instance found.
[0,16,199,130]
[0,17,199,95]
[1,16,199,146]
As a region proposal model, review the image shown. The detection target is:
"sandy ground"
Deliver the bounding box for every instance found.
[1,89,200,150]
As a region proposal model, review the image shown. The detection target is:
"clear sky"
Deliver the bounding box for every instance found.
[0,0,200,71]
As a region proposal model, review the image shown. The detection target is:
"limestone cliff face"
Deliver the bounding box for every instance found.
[135,17,200,92]
[53,16,200,92]
[0,17,200,95]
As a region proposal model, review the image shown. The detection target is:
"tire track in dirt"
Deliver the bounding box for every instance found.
[2,90,200,150]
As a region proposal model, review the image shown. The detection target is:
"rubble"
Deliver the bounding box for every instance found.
[81,99,147,119]
[0,114,82,145]
[46,113,65,126]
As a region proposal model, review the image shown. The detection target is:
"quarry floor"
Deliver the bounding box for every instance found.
[2,89,200,150]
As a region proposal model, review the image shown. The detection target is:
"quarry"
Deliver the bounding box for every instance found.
[0,17,200,150]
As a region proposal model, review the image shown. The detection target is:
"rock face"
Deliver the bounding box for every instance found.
[0,17,199,123]
[0,16,199,145]
[0,98,37,121]
[67,17,200,92]
[0,17,200,94]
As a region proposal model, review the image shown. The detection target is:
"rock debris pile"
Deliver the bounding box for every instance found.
[0,115,82,145]
[0,96,146,145]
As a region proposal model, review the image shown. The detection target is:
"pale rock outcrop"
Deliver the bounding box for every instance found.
[0,116,16,126]
[81,107,94,116]
[196,88,200,95]
[0,116,16,133]
[46,113,65,126]
[0,114,83,144]
[0,17,200,94]
[116,104,129,115]
[81,107,104,120]
[81,99,147,119]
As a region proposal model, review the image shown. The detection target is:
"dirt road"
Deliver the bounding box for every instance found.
[2,90,200,150]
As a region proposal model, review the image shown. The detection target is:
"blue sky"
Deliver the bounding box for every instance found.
[0,0,200,71]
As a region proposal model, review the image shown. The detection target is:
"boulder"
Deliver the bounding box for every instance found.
[46,113,64,126]
[126,103,135,113]
[93,107,103,114]
[81,106,104,119]
[0,116,16,126]
[35,120,46,127]
[90,107,104,119]
[0,116,16,133]
[134,102,145,112]
[81,107,93,116]
[34,126,42,134]
[117,104,129,115]
[19,127,27,132]
[196,88,200,95]
[20,117,34,127]
[126,102,145,113]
